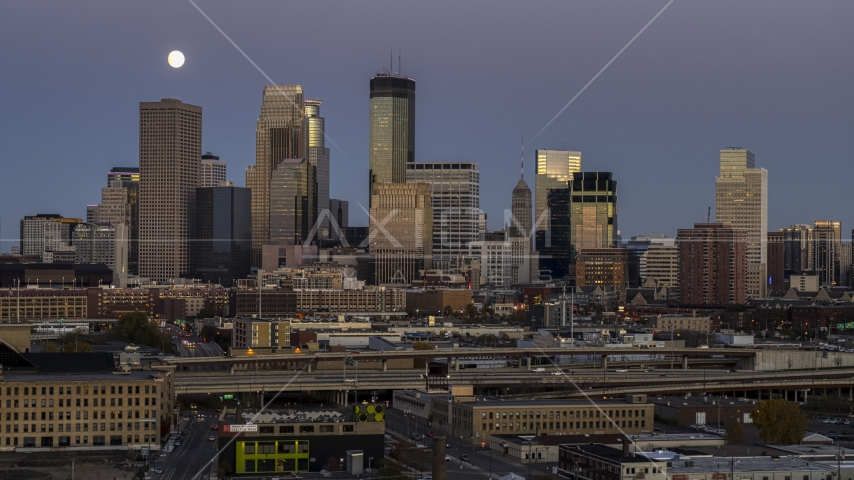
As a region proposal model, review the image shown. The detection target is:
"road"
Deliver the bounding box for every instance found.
[154,411,219,480]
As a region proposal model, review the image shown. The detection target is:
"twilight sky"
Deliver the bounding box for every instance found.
[2,0,854,251]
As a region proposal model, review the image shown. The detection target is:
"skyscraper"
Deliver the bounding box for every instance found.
[536,187,571,280]
[369,182,431,285]
[534,149,581,231]
[767,231,785,292]
[98,167,139,275]
[814,220,841,285]
[677,223,747,305]
[782,224,814,278]
[246,85,308,266]
[194,185,252,286]
[369,74,415,203]
[405,162,480,272]
[509,159,534,283]
[138,98,202,282]
[305,99,330,234]
[201,153,227,187]
[715,149,768,298]
[569,172,618,254]
[269,158,316,246]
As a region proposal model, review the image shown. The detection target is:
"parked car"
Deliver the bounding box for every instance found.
[154,467,164,474]
[824,418,836,424]
[461,454,471,461]
[427,432,435,437]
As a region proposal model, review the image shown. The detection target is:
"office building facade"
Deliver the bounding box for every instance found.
[782,224,813,278]
[569,172,618,254]
[369,183,432,285]
[405,162,481,272]
[304,100,330,234]
[767,231,786,292]
[677,223,747,305]
[20,215,81,259]
[368,74,415,203]
[715,149,767,298]
[138,99,202,282]
[200,153,227,187]
[269,158,317,247]
[193,186,252,286]
[72,223,129,281]
[534,149,581,232]
[247,86,308,266]
[575,248,639,304]
[813,220,841,286]
[537,187,571,280]
[98,168,140,275]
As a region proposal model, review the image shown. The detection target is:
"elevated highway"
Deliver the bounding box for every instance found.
[172,365,854,401]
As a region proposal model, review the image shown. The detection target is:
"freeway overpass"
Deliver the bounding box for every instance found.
[171,365,854,403]
[165,346,757,372]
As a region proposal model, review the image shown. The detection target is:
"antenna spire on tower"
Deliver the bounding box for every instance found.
[398,48,401,76]
[521,135,524,180]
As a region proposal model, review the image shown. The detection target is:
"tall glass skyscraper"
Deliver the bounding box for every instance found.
[194,186,252,286]
[569,172,618,255]
[246,85,308,266]
[369,74,415,204]
[715,149,768,298]
[305,99,330,233]
[534,149,581,231]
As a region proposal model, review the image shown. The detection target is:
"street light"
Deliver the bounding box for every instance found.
[141,418,158,473]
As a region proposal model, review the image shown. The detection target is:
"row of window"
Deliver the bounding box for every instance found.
[3,434,155,447]
[5,397,156,408]
[483,419,645,432]
[4,385,156,396]
[482,409,647,420]
[5,409,158,421]
[4,421,156,433]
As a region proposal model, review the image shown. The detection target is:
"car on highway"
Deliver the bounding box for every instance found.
[212,424,218,430]
[174,439,181,446]
[208,435,216,441]
[154,467,164,474]
[461,454,470,461]
[427,432,435,437]
[180,430,188,436]
[445,455,451,462]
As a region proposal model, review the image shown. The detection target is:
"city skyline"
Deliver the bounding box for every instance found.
[2,1,854,250]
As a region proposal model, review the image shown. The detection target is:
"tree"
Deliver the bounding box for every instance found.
[726,421,745,444]
[752,399,808,445]
[44,342,59,353]
[412,341,433,368]
[109,312,172,353]
[64,339,92,353]
[465,303,479,318]
[196,308,215,319]
[443,305,454,317]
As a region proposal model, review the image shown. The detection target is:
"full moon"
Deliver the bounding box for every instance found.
[168,50,185,68]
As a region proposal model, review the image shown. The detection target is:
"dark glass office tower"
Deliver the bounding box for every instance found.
[368,74,415,203]
[569,172,618,256]
[194,186,252,286]
[537,187,571,280]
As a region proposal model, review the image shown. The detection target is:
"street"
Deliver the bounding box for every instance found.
[153,411,219,480]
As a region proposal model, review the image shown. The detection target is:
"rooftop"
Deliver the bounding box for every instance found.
[239,409,353,424]
[668,455,852,474]
[4,368,166,382]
